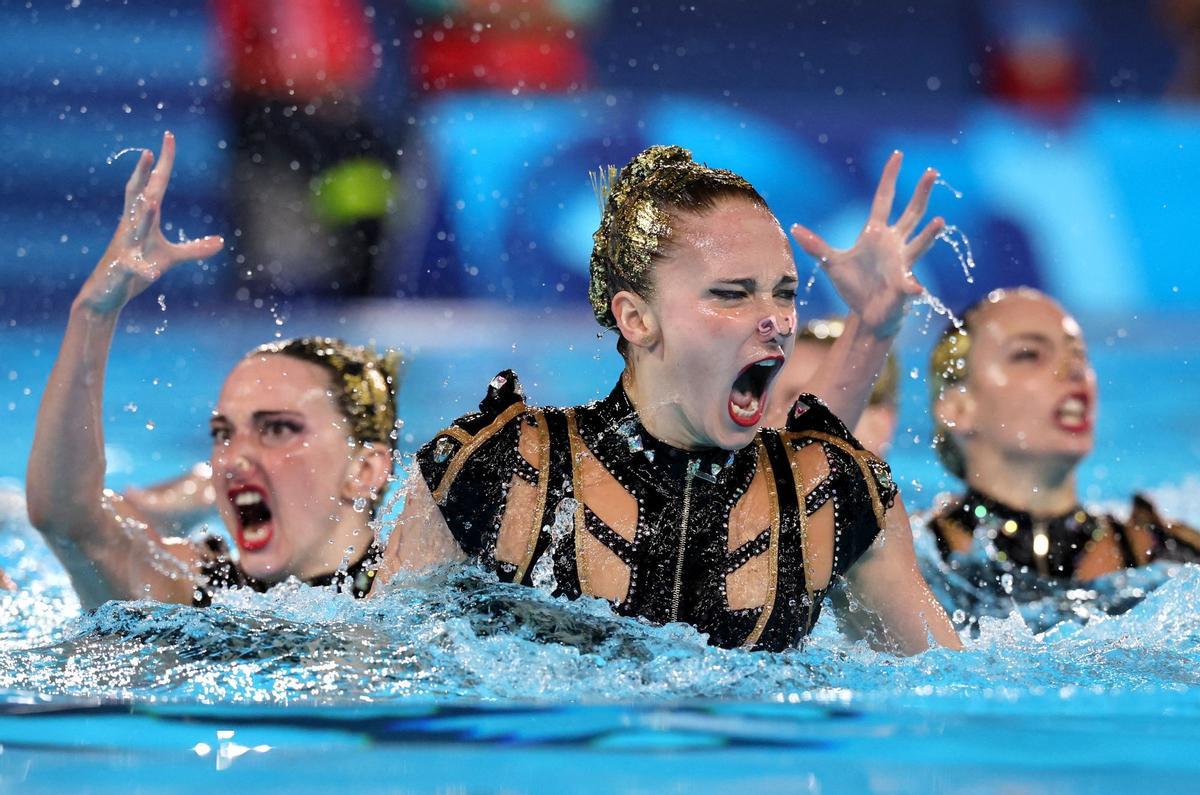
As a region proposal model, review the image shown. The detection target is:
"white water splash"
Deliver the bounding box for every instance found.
[934,177,964,199]
[936,224,977,284]
[913,288,963,328]
[106,147,143,166]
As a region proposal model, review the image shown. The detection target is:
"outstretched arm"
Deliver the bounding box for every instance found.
[835,497,962,655]
[782,152,944,427]
[26,132,224,608]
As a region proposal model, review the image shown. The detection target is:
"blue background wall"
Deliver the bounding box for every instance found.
[0,0,1196,319]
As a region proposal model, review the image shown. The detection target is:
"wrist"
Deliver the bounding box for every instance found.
[69,295,124,325]
[848,312,900,343]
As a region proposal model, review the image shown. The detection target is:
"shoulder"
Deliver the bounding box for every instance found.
[783,393,858,441]
[779,393,898,515]
[418,372,532,486]
[1128,492,1200,559]
[926,493,974,557]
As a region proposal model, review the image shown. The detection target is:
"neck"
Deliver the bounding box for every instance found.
[296,510,376,581]
[963,445,1080,518]
[622,368,708,451]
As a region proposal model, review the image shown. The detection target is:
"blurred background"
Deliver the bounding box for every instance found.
[2,0,1200,503]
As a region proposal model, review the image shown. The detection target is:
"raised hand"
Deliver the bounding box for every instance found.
[791,151,944,337]
[75,132,223,315]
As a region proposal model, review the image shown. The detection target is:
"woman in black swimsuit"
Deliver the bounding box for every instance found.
[26,133,398,608]
[377,145,960,654]
[927,287,1200,583]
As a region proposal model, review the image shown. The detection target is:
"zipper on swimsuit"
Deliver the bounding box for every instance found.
[669,459,698,622]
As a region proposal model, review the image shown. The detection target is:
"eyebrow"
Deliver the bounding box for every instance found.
[209,410,303,426]
[714,275,800,290]
[1007,332,1053,346]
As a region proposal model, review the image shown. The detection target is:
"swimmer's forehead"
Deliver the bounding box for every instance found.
[213,355,339,418]
[973,294,1083,346]
[670,200,794,278]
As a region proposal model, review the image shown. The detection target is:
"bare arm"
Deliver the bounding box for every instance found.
[835,497,962,655]
[122,463,217,536]
[25,132,223,608]
[370,471,466,594]
[789,152,944,428]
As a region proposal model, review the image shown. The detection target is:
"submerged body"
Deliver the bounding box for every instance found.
[379,145,959,655]
[416,373,896,651]
[927,288,1200,613]
[25,133,396,608]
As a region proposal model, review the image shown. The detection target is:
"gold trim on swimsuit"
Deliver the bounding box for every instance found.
[784,430,887,530]
[432,401,528,505]
[742,436,781,650]
[781,436,819,634]
[512,410,551,584]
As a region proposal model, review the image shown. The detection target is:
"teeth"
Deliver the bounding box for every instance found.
[730,396,760,419]
[755,359,778,368]
[1058,398,1086,419]
[241,524,269,542]
[234,491,263,506]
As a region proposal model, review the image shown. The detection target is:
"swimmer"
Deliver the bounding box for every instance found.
[376,146,960,654]
[765,317,900,457]
[927,287,1200,582]
[26,133,399,608]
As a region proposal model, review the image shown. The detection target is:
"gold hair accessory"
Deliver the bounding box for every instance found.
[588,145,758,329]
[251,337,402,446]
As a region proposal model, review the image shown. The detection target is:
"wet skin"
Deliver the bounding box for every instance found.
[937,290,1097,514]
[620,198,799,451]
[953,293,1095,459]
[210,355,384,582]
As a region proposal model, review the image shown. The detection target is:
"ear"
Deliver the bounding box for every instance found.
[934,384,976,438]
[611,289,660,351]
[341,445,393,504]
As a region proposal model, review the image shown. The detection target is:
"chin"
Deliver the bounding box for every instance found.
[713,421,759,451]
[236,548,289,583]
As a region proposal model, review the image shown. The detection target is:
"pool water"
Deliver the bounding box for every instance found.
[2,301,1200,793]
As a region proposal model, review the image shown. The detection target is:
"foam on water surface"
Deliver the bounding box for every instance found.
[3,483,1200,714]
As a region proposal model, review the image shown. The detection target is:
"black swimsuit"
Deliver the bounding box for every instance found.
[193,538,381,606]
[928,487,1200,580]
[416,371,898,651]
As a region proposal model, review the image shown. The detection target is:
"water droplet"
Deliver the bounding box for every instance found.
[936,224,976,284]
[934,178,963,199]
[106,147,141,166]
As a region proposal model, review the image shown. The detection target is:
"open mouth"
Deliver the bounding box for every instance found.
[728,355,784,428]
[229,485,274,552]
[1054,392,1092,433]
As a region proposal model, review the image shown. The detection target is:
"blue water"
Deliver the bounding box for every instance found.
[3,302,1200,793]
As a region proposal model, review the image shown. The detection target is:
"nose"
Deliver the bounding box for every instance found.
[1056,346,1089,381]
[757,313,795,342]
[213,438,255,479]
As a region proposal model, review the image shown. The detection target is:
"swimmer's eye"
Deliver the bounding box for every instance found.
[774,288,798,302]
[1010,348,1042,363]
[209,425,231,444]
[259,418,304,446]
[709,289,748,300]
